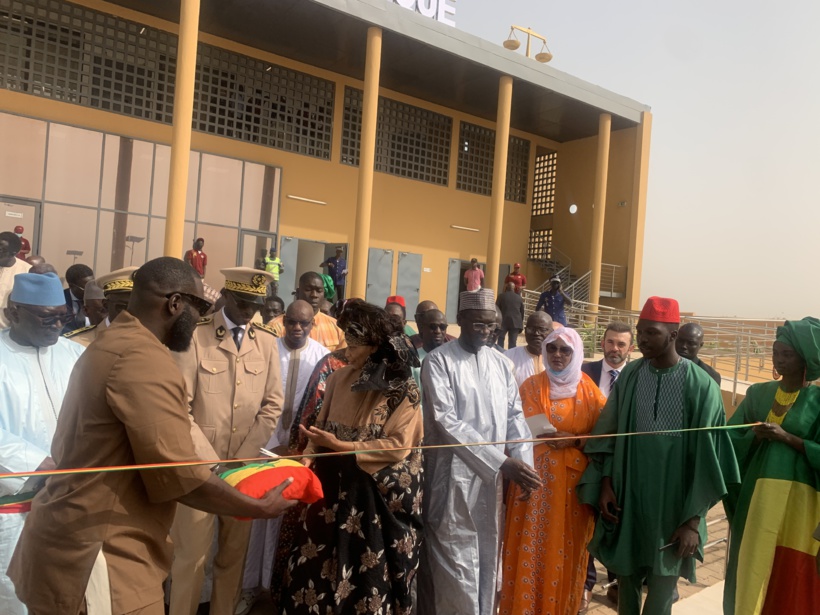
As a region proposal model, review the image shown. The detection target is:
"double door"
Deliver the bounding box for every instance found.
[366,249,422,317]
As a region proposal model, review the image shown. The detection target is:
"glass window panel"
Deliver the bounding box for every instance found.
[100,135,153,214]
[239,231,276,269]
[240,163,279,232]
[151,145,199,220]
[41,202,98,280]
[0,112,47,199]
[146,216,166,262]
[194,223,237,289]
[146,217,197,262]
[197,153,241,227]
[44,123,103,207]
[96,211,149,273]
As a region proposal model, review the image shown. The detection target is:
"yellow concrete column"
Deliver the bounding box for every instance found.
[350,27,382,299]
[486,75,514,295]
[625,111,652,310]
[163,0,201,257]
[587,113,612,310]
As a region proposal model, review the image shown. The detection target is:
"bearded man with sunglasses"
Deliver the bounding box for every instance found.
[10,258,296,615]
[168,266,284,615]
[0,271,83,615]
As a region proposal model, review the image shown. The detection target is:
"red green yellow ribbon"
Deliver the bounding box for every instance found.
[0,422,760,489]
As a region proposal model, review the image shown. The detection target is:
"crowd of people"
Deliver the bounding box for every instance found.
[0,231,819,615]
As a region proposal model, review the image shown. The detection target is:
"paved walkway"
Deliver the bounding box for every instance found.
[673,581,724,614]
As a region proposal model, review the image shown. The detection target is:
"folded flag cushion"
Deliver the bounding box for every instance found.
[219,460,323,519]
[0,492,35,514]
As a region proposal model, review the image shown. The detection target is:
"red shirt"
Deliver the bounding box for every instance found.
[504,272,527,293]
[464,268,484,291]
[16,237,30,260]
[185,249,207,276]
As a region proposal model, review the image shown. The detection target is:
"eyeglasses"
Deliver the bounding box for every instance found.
[165,292,212,317]
[284,317,312,328]
[427,323,448,332]
[471,323,497,333]
[16,304,69,327]
[545,344,573,356]
[525,326,551,335]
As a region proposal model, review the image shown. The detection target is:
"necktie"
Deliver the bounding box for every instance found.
[609,369,619,391]
[232,326,244,350]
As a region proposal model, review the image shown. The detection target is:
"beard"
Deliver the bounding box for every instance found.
[167,309,198,352]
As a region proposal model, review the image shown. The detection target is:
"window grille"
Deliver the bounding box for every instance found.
[0,0,334,159]
[505,135,530,203]
[456,121,530,203]
[342,86,452,186]
[341,86,363,166]
[456,122,494,196]
[194,46,334,159]
[532,150,557,215]
[528,228,552,261]
[0,0,177,120]
[376,96,451,185]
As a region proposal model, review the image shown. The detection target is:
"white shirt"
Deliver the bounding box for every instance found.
[0,330,84,614]
[221,308,246,333]
[505,345,545,389]
[268,337,329,448]
[598,360,625,398]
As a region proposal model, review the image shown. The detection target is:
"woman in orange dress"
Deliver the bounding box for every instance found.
[499,326,607,615]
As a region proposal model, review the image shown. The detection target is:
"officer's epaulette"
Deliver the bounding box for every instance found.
[197,316,214,326]
[251,321,278,336]
[62,324,96,338]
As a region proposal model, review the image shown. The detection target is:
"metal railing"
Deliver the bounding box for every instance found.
[566,271,591,304]
[521,299,781,406]
[531,263,571,293]
[522,270,591,319]
[529,246,575,291]
[600,263,627,297]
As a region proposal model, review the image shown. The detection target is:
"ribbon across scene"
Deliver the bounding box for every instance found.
[0,422,760,484]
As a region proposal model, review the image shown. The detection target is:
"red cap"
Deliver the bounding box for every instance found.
[14,226,23,234]
[639,296,680,323]
[513,262,521,268]
[386,295,405,308]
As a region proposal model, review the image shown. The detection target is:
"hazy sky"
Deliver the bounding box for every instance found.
[454,1,820,318]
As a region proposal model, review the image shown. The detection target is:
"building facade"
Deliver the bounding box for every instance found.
[0,0,651,318]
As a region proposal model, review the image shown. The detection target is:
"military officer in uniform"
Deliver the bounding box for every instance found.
[168,267,283,615]
[62,266,138,347]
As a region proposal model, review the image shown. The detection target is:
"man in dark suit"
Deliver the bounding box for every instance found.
[496,282,524,349]
[62,263,94,334]
[676,322,721,385]
[580,321,634,609]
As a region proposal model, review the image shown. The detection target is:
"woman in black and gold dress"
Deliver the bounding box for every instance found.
[281,301,422,615]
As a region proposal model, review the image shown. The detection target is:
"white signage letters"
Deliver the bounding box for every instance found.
[391,0,456,27]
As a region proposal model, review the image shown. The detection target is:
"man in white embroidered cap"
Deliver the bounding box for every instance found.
[418,288,542,615]
[168,266,284,615]
[0,272,84,615]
